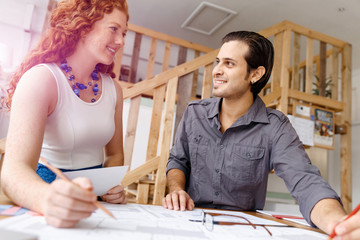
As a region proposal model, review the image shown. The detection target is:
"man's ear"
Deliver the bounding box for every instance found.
[250,66,265,84]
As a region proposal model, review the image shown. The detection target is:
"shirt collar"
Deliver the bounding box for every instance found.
[208,98,222,119]
[207,96,270,126]
[244,96,270,124]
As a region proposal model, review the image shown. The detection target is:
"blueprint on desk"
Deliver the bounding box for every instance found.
[0,203,328,240]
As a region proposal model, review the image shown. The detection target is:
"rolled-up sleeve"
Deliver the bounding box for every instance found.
[270,115,341,227]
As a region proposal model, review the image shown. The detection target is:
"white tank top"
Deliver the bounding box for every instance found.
[38,63,116,169]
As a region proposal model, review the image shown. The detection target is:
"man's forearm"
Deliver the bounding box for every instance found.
[167,169,186,192]
[310,198,346,233]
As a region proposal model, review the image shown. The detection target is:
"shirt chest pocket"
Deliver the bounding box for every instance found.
[230,145,265,185]
[189,135,209,177]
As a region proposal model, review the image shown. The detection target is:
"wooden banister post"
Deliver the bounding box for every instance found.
[191,50,201,98]
[123,33,143,168]
[146,38,163,162]
[272,31,283,93]
[278,30,292,114]
[330,47,339,100]
[340,43,352,213]
[319,41,327,97]
[201,63,213,99]
[174,46,193,139]
[305,37,314,94]
[153,77,179,205]
[292,33,301,91]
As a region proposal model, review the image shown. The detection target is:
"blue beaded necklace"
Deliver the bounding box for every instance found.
[60,59,100,102]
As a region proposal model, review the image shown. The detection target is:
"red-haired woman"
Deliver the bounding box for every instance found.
[2,0,129,228]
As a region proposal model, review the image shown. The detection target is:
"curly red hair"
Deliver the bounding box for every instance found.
[6,0,129,109]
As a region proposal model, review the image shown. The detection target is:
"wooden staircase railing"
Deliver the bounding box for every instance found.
[114,23,214,172]
[119,20,352,212]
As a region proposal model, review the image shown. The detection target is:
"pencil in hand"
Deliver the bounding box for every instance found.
[41,158,116,219]
[328,203,360,239]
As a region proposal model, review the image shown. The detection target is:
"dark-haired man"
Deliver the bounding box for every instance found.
[162,31,360,238]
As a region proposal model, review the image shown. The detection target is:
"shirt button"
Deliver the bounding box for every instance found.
[220,145,224,149]
[215,192,219,196]
[215,169,220,173]
[246,152,251,158]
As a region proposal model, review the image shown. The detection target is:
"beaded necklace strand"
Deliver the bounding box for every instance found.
[60,59,100,102]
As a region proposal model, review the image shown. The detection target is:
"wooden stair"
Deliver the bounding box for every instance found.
[125,178,156,204]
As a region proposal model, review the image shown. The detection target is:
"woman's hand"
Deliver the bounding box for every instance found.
[43,177,97,228]
[100,185,128,204]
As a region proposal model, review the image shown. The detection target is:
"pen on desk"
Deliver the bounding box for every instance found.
[328,203,360,239]
[189,219,293,228]
[41,158,116,219]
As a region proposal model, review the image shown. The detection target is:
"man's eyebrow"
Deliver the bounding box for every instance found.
[223,57,236,62]
[216,57,237,63]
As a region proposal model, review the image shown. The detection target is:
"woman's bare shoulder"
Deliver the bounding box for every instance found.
[15,64,58,113]
[21,64,56,84]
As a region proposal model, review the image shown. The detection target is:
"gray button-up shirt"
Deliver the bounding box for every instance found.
[166,96,340,226]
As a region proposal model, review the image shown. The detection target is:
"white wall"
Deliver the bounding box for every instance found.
[0,0,49,71]
[0,0,50,138]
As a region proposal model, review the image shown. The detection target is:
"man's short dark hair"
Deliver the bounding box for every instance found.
[222,31,274,96]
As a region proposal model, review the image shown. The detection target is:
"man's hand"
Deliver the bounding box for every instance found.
[101,185,128,204]
[43,177,98,228]
[329,213,360,239]
[162,190,194,211]
[311,199,360,239]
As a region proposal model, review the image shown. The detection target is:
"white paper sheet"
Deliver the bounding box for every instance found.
[0,203,328,240]
[288,115,314,146]
[61,166,128,196]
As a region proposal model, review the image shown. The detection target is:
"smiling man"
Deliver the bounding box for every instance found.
[162,31,360,238]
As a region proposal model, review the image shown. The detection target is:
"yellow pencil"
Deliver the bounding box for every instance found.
[41,158,116,219]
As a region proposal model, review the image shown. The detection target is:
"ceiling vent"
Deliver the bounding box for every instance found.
[181,2,237,35]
